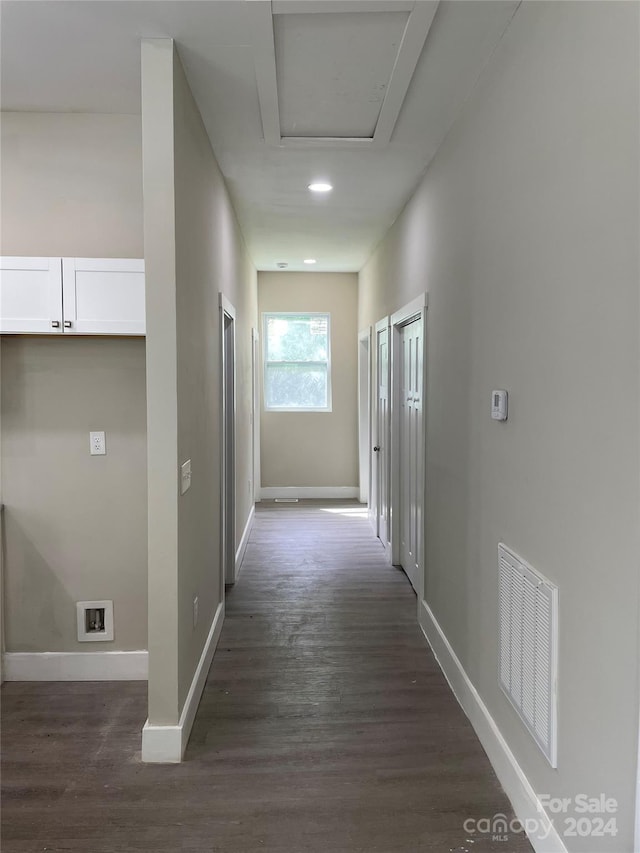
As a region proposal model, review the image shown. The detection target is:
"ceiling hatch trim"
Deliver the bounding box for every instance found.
[246,0,439,149]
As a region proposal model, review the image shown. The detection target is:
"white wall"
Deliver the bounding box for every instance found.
[142,40,257,733]
[0,112,147,654]
[360,3,639,850]
[1,113,143,258]
[258,271,358,490]
[1,338,147,652]
[173,43,258,708]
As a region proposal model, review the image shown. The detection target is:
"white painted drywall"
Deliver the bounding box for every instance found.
[1,339,147,652]
[258,271,358,490]
[142,40,257,727]
[0,112,147,654]
[1,112,143,258]
[359,3,640,850]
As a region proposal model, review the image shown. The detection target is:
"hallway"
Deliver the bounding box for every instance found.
[2,501,531,852]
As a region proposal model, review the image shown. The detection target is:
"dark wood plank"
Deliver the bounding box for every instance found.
[1,501,532,852]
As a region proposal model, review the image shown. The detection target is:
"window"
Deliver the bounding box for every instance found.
[263,313,331,411]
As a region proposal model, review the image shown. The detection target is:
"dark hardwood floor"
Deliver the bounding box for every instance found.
[2,501,532,852]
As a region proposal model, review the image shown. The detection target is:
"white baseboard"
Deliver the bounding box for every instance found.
[2,650,148,681]
[235,504,254,580]
[260,486,358,500]
[382,538,392,563]
[636,709,640,853]
[141,600,225,763]
[418,598,567,853]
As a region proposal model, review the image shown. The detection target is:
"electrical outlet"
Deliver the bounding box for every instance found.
[193,595,199,628]
[89,431,106,455]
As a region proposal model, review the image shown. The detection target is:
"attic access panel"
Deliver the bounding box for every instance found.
[274,11,410,139]
[248,0,439,148]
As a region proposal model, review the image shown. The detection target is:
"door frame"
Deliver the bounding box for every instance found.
[372,315,391,550]
[390,293,428,599]
[358,327,372,506]
[251,326,261,502]
[219,293,236,591]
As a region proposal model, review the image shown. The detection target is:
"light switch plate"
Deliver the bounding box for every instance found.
[181,459,192,495]
[90,431,106,455]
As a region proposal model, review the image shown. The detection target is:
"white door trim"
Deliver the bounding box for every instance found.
[219,293,236,589]
[252,327,262,502]
[373,316,391,553]
[358,327,372,505]
[235,504,255,579]
[219,292,236,320]
[390,293,428,328]
[390,293,428,600]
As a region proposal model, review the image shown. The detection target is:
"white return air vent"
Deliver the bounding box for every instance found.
[498,544,558,767]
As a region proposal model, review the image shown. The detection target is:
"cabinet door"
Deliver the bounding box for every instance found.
[0,257,63,334]
[62,258,145,335]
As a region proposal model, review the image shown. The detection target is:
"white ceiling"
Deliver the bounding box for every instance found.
[1,0,520,272]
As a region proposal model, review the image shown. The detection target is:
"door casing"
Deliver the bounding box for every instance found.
[373,316,391,552]
[251,327,261,502]
[358,327,372,506]
[219,293,236,591]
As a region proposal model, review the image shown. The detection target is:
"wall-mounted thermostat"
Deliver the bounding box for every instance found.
[491,390,508,421]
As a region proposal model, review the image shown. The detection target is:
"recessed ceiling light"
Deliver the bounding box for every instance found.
[303,259,317,265]
[308,182,333,193]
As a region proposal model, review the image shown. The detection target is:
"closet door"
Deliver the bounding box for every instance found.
[0,257,63,334]
[399,316,423,594]
[62,258,145,335]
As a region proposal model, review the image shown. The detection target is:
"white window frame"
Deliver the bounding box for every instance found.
[262,312,332,412]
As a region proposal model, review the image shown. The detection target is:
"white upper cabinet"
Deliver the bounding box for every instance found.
[0,256,145,336]
[62,258,145,335]
[0,257,63,334]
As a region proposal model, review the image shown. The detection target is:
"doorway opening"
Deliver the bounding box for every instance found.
[251,327,261,502]
[220,294,236,590]
[358,327,372,507]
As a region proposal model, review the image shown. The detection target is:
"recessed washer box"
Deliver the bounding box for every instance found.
[77,600,114,642]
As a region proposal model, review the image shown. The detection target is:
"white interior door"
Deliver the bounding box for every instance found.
[375,320,390,547]
[399,317,423,594]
